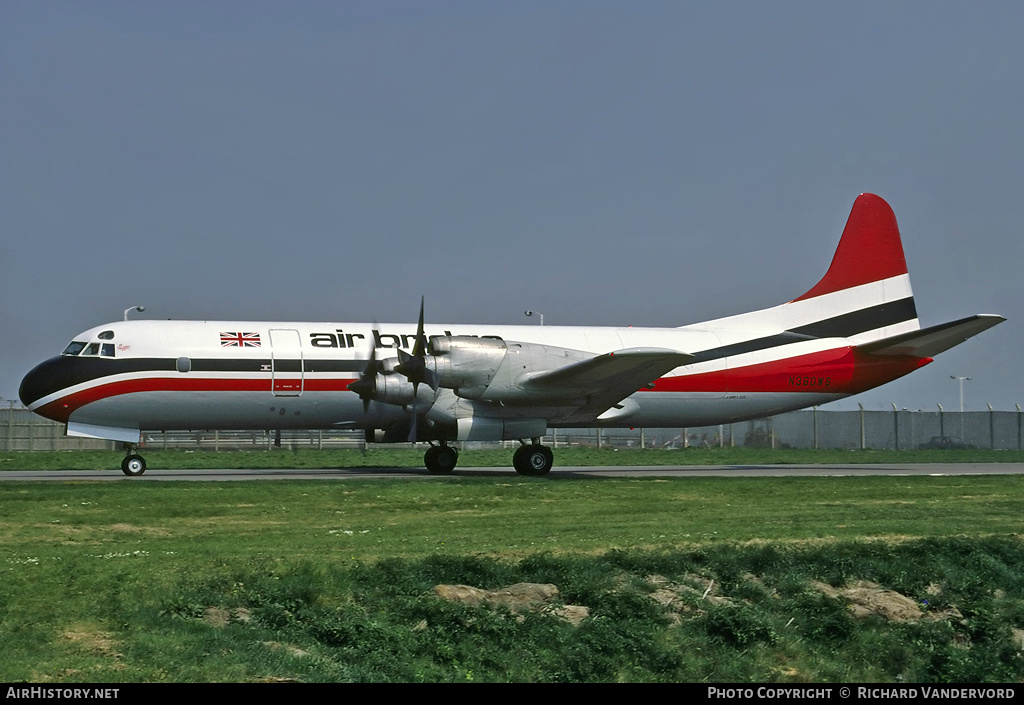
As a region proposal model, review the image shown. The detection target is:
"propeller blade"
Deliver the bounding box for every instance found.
[412,295,427,357]
[407,403,418,442]
[347,338,379,413]
[395,296,439,391]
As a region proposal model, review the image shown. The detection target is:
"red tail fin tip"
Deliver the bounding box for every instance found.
[793,193,909,302]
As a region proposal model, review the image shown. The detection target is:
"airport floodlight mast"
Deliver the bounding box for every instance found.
[124,305,146,321]
[524,310,544,325]
[950,375,971,413]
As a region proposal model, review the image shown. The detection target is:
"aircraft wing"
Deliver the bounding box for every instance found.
[517,347,694,415]
[857,314,1005,358]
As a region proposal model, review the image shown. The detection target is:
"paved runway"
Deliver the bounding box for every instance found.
[2,463,1023,481]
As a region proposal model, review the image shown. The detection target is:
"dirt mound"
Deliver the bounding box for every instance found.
[434,582,589,625]
[811,581,963,622]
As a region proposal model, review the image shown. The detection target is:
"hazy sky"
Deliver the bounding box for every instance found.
[2,1,1021,412]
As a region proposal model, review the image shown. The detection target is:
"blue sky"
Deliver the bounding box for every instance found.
[2,1,1020,412]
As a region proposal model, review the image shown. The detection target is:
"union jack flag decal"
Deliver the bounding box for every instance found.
[220,332,262,348]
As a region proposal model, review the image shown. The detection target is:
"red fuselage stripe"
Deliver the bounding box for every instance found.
[646,348,931,394]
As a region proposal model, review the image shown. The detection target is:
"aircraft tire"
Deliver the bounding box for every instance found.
[513,445,553,476]
[512,445,529,474]
[425,446,458,475]
[121,454,147,476]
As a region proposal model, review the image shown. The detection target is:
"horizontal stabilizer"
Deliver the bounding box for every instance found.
[857,314,1005,358]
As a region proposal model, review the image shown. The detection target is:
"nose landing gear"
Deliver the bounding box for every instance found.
[121,446,147,476]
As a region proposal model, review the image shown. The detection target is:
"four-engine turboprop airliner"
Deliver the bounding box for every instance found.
[20,194,1004,476]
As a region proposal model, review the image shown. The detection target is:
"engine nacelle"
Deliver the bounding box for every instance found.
[363,373,435,407]
[426,335,508,398]
[424,335,593,403]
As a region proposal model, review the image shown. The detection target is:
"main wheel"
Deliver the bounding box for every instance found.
[121,454,147,476]
[512,445,530,474]
[424,445,458,474]
[512,445,553,476]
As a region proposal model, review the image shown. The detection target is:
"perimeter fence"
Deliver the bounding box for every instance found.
[2,403,1021,452]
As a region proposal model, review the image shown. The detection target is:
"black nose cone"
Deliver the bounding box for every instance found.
[20,356,70,409]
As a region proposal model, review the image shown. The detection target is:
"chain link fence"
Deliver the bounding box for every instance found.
[2,403,1021,452]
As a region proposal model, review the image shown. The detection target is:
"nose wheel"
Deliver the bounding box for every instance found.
[121,449,147,476]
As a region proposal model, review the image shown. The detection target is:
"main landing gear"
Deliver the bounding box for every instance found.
[512,441,554,476]
[121,445,147,476]
[421,439,554,476]
[424,443,459,475]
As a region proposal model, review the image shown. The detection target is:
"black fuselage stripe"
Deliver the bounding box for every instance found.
[791,297,918,339]
[689,297,918,365]
[18,356,366,406]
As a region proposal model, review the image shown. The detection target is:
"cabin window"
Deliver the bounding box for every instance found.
[62,341,88,356]
[176,357,191,373]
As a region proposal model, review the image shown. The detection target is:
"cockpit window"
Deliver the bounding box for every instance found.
[62,341,88,356]
[61,340,117,357]
[98,330,115,340]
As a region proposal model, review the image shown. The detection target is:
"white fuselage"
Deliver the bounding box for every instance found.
[21,310,915,443]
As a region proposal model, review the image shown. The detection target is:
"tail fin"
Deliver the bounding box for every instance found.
[782,194,1005,357]
[793,193,910,302]
[680,194,1002,377]
[777,193,920,345]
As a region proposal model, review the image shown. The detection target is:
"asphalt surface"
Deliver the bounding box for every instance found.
[2,463,1023,481]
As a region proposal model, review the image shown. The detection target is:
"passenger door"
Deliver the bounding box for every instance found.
[269,329,303,396]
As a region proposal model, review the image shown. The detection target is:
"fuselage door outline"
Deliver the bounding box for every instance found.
[269,328,304,396]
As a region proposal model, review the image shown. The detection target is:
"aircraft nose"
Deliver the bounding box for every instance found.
[19,356,72,410]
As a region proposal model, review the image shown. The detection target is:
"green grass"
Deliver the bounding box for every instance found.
[1,474,1023,682]
[2,475,1022,558]
[3,445,1024,471]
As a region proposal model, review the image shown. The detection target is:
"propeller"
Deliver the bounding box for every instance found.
[347,333,379,413]
[395,296,439,392]
[395,297,441,442]
[347,299,439,442]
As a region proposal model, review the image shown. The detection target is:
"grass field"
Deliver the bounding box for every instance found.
[1,465,1023,682]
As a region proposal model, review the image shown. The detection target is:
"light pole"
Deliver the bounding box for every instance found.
[951,376,971,441]
[124,305,146,321]
[950,376,971,413]
[524,310,544,326]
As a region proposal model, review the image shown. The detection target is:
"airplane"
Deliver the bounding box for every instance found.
[19,194,1004,476]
